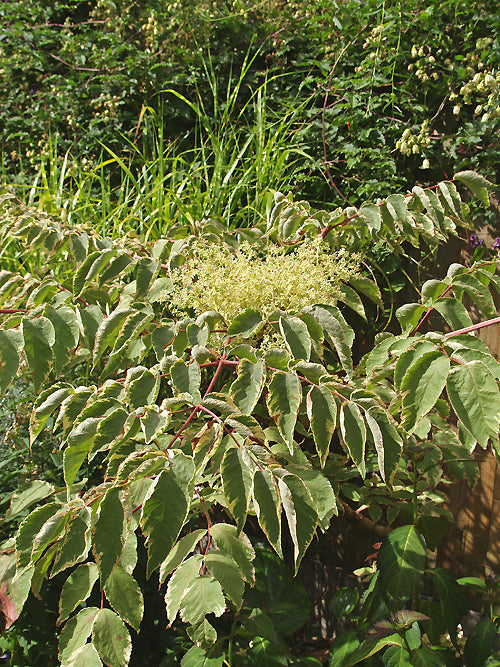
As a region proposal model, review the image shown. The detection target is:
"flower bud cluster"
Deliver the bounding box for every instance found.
[447,37,498,120]
[362,24,384,50]
[408,45,440,83]
[354,25,386,73]
[142,12,160,51]
[396,120,431,157]
[90,93,122,119]
[453,69,499,120]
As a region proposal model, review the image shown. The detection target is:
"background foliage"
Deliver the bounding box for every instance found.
[1,0,499,210]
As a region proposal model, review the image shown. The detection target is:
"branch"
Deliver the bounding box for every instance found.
[445,315,500,338]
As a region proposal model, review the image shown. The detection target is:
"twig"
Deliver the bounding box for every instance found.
[445,315,500,338]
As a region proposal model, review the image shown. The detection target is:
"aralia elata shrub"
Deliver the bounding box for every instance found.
[0,170,500,665]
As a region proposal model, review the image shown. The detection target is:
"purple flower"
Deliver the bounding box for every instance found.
[493,237,500,250]
[469,234,484,248]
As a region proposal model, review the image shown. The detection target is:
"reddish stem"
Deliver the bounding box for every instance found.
[445,315,500,338]
[166,340,232,450]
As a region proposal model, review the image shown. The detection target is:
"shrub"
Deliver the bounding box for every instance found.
[0,171,499,664]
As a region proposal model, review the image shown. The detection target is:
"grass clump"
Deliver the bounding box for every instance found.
[171,240,359,321]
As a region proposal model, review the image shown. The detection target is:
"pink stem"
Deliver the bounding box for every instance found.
[445,315,500,338]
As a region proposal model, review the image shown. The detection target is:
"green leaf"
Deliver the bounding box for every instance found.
[292,361,327,384]
[447,361,500,448]
[58,563,99,626]
[99,251,133,285]
[394,341,438,391]
[386,193,408,224]
[0,553,33,630]
[56,387,95,438]
[165,555,204,624]
[0,329,22,395]
[330,589,359,617]
[449,347,500,380]
[252,470,282,558]
[204,553,245,608]
[309,306,353,376]
[463,619,497,667]
[421,279,448,305]
[21,316,55,391]
[221,447,253,533]
[92,308,133,367]
[456,576,488,591]
[93,407,129,453]
[188,618,219,649]
[329,630,359,666]
[287,465,337,530]
[73,249,116,296]
[359,202,382,230]
[64,417,100,489]
[382,646,413,666]
[227,309,263,338]
[410,647,447,667]
[432,569,467,646]
[170,359,201,404]
[349,276,384,308]
[396,303,427,334]
[16,502,62,569]
[135,257,159,299]
[247,638,288,666]
[92,487,125,586]
[124,367,159,411]
[147,276,174,303]
[181,646,224,666]
[266,371,302,453]
[152,323,176,360]
[454,170,492,207]
[69,232,88,264]
[264,348,290,371]
[230,358,265,415]
[58,607,100,667]
[433,297,472,329]
[187,322,209,347]
[159,529,206,584]
[400,351,450,433]
[139,405,170,444]
[306,385,337,468]
[118,530,137,575]
[338,284,367,320]
[366,409,402,485]
[140,454,194,577]
[225,414,266,443]
[452,274,497,319]
[92,608,132,667]
[45,305,80,374]
[104,566,144,632]
[7,480,55,518]
[209,523,255,584]
[31,507,69,566]
[340,402,366,477]
[278,474,318,573]
[377,526,426,609]
[51,506,92,577]
[279,316,312,361]
[30,386,72,444]
[242,609,278,644]
[65,643,103,667]
[344,634,404,665]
